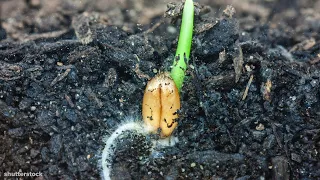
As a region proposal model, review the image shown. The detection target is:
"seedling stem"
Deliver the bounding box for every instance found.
[170,0,194,91]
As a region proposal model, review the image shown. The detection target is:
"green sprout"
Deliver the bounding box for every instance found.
[170,0,194,91]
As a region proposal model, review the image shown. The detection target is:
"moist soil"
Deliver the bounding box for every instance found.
[0,0,320,179]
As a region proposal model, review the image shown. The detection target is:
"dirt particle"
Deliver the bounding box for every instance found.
[256,123,265,131]
[8,128,24,138]
[191,162,196,167]
[30,106,37,111]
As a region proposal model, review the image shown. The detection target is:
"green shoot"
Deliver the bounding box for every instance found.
[170,0,194,91]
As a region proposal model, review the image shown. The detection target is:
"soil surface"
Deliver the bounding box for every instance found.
[1,0,320,179]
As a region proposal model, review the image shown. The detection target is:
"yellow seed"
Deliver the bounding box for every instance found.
[142,77,161,132]
[142,72,180,137]
[159,75,180,137]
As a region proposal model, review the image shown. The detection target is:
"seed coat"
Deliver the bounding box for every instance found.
[142,72,180,137]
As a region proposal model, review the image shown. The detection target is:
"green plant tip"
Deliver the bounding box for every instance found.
[170,0,194,91]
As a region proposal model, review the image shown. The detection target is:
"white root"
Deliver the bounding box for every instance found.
[101,121,146,180]
[101,119,178,180]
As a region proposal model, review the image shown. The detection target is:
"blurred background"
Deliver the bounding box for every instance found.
[1,0,320,41]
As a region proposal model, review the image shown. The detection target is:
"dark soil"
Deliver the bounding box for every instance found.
[1,0,320,179]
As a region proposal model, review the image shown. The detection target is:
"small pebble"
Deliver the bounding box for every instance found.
[57,62,63,66]
[191,162,196,168]
[167,26,177,34]
[153,69,158,74]
[245,64,252,72]
[30,106,36,111]
[256,123,265,131]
